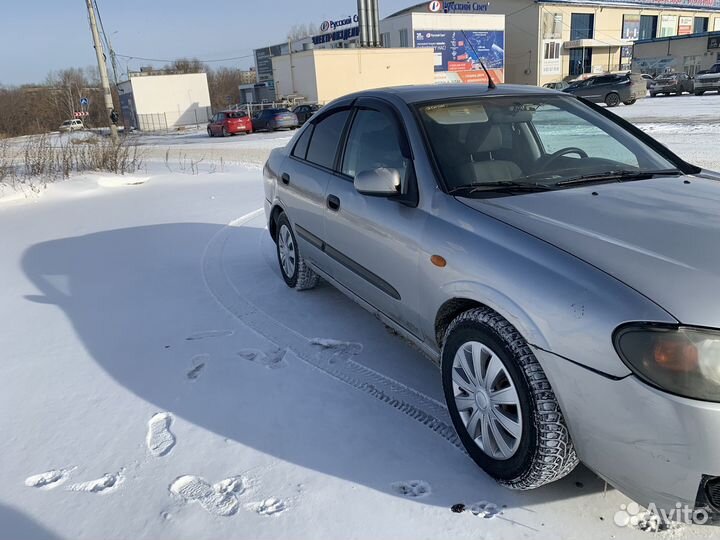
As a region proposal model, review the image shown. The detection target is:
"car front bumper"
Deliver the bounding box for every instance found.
[534,347,720,515]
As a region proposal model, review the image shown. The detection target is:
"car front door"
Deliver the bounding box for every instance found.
[580,77,608,102]
[321,98,423,336]
[279,106,352,272]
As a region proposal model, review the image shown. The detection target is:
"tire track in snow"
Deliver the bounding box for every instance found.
[201,210,463,451]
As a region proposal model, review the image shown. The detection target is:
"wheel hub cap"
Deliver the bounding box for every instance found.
[278,225,296,277]
[451,341,523,460]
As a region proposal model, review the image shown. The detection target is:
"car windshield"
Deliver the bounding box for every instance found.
[416,95,679,195]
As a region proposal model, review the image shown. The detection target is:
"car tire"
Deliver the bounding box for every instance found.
[695,90,705,96]
[650,92,657,97]
[605,93,620,107]
[623,98,636,105]
[275,213,320,291]
[222,127,229,137]
[207,128,213,137]
[441,307,578,490]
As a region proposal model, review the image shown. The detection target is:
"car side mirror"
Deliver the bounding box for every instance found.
[354,168,401,197]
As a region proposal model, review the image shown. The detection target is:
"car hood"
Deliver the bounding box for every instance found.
[458,174,720,327]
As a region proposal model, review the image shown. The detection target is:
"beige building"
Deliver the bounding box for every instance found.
[271,48,435,104]
[632,30,720,75]
[118,72,211,131]
[385,1,720,86]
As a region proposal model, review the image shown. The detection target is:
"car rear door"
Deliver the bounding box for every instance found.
[278,105,353,272]
[321,98,423,336]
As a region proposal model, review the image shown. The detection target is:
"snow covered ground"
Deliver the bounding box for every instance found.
[1,94,719,540]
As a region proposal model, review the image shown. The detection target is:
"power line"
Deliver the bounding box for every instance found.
[114,53,254,64]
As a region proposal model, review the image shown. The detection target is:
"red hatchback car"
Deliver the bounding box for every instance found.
[207,111,253,137]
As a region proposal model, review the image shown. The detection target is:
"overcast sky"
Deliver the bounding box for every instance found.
[0,0,414,86]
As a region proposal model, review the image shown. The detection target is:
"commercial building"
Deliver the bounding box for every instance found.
[271,48,435,103]
[118,72,211,131]
[383,1,720,86]
[632,30,720,75]
[380,10,505,83]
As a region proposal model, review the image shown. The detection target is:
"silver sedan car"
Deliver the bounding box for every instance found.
[263,84,720,517]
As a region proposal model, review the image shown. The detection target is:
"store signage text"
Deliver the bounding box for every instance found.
[320,15,359,33]
[428,1,490,13]
[312,26,360,45]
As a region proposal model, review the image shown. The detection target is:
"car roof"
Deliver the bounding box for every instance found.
[339,84,560,105]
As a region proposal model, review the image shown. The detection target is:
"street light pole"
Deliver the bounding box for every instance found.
[84,0,119,143]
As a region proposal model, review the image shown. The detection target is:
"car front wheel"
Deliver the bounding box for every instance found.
[275,213,320,291]
[623,98,636,105]
[207,128,213,137]
[442,307,578,489]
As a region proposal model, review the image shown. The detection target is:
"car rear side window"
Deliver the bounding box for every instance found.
[305,110,350,170]
[292,125,313,160]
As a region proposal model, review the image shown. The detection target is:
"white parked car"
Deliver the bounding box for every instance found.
[694,63,720,95]
[59,119,84,132]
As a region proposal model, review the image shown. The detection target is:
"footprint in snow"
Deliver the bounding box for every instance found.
[169,475,247,517]
[67,470,124,494]
[186,354,208,380]
[469,501,502,519]
[237,348,288,369]
[246,497,287,516]
[391,480,431,498]
[309,338,363,360]
[147,412,176,457]
[25,467,75,490]
[186,330,234,341]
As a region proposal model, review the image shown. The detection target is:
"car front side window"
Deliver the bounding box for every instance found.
[341,108,409,180]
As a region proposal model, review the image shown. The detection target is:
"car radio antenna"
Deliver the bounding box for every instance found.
[461,31,496,89]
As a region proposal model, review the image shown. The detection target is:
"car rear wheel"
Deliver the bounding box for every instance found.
[442,307,578,489]
[275,213,320,291]
[605,92,620,107]
[650,92,657,97]
[695,90,705,96]
[207,128,213,137]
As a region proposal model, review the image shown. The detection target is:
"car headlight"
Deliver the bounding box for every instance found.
[614,325,720,402]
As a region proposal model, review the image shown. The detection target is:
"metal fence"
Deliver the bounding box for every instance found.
[136,113,168,132]
[134,107,212,133]
[226,99,312,117]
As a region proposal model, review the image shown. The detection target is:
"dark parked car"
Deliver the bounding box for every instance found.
[252,109,299,131]
[649,72,694,96]
[542,81,569,91]
[563,73,645,106]
[292,104,321,125]
[207,111,253,137]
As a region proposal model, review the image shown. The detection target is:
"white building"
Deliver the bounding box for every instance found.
[380,11,506,84]
[118,72,212,131]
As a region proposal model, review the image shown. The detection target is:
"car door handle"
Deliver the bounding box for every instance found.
[327,194,340,211]
[281,173,290,185]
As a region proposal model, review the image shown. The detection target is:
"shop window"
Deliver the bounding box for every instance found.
[639,15,658,40]
[544,41,560,60]
[570,13,594,40]
[694,17,709,33]
[399,29,409,48]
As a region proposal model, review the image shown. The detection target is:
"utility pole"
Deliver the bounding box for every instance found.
[85,0,119,143]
